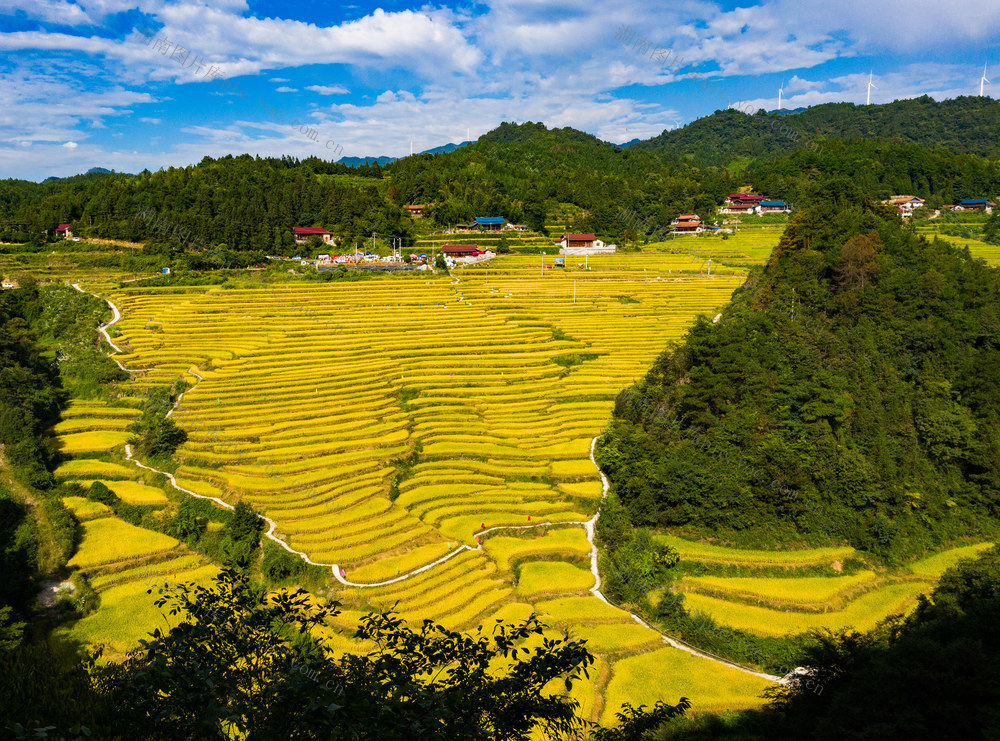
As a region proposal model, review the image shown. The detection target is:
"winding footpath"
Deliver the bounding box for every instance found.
[76,283,786,685]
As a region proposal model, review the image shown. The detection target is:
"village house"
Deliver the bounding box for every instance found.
[759,200,792,214]
[719,194,765,214]
[464,217,506,231]
[405,204,427,218]
[442,244,495,264]
[671,214,703,234]
[951,199,995,214]
[553,233,617,254]
[292,227,334,245]
[718,201,757,215]
[883,196,926,218]
[56,223,72,238]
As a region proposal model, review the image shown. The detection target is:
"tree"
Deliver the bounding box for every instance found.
[127,388,187,460]
[99,569,599,740]
[220,500,265,568]
[984,210,1000,244]
[170,498,207,541]
[834,231,880,291]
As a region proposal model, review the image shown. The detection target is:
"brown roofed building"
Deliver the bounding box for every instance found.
[293,226,333,244]
[441,244,481,256]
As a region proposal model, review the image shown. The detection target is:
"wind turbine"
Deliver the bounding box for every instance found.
[981,63,991,97]
[866,71,877,105]
[778,80,784,110]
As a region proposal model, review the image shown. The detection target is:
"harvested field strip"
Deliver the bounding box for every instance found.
[516,561,595,599]
[54,459,135,479]
[73,480,169,506]
[677,571,882,609]
[600,647,771,723]
[68,517,181,570]
[656,534,857,566]
[484,528,592,570]
[681,581,933,637]
[907,542,996,577]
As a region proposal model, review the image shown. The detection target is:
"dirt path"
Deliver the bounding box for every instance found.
[79,284,788,685]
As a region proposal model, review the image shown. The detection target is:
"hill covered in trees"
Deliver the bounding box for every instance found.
[597,179,1000,561]
[633,95,1000,167]
[2,98,999,258]
[744,138,1000,207]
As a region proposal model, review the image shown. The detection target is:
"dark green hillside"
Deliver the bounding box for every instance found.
[597,178,1000,560]
[385,121,731,235]
[0,155,395,252]
[745,139,1000,206]
[634,96,1000,167]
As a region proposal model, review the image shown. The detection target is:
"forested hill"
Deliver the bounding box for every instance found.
[0,123,734,247]
[3,103,999,251]
[0,155,395,250]
[744,139,1000,206]
[597,178,1000,561]
[383,121,728,231]
[632,96,1000,167]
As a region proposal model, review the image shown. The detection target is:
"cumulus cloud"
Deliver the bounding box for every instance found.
[0,0,92,25]
[306,84,349,95]
[275,86,297,93]
[62,140,78,148]
[139,117,161,123]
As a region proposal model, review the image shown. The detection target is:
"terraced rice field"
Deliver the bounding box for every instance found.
[664,537,994,639]
[61,254,768,719]
[55,253,995,722]
[58,553,220,657]
[656,534,857,566]
[680,582,933,637]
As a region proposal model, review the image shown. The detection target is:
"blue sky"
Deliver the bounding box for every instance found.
[0,0,997,180]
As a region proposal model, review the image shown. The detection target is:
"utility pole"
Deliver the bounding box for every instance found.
[372,232,376,255]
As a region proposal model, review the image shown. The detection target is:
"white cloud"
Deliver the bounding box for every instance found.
[306,84,349,95]
[62,140,78,148]
[0,0,91,25]
[275,86,297,93]
[269,77,290,82]
[737,63,989,113]
[139,117,161,123]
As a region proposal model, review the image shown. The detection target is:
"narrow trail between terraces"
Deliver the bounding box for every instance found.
[77,282,787,685]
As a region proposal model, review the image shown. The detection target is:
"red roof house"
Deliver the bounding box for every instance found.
[442,244,481,256]
[292,226,333,244]
[671,214,703,233]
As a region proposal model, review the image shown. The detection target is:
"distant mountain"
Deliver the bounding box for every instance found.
[615,138,642,148]
[633,96,1000,167]
[335,141,470,168]
[40,167,121,184]
[419,141,470,155]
